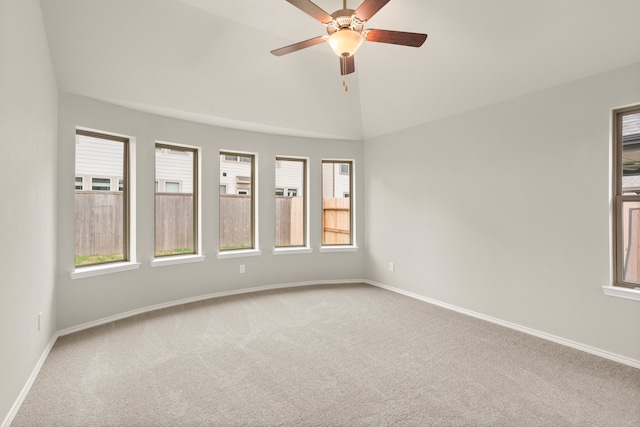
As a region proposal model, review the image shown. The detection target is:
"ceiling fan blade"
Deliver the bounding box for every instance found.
[365,29,427,47]
[340,56,355,75]
[286,0,333,24]
[271,36,327,56]
[354,0,391,22]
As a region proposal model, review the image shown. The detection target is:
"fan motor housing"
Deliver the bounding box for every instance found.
[327,9,364,35]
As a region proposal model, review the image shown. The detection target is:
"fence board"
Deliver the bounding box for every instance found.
[219,195,252,249]
[624,206,640,282]
[276,197,304,246]
[155,193,193,252]
[76,193,333,255]
[75,192,123,257]
[290,197,304,246]
[323,198,351,245]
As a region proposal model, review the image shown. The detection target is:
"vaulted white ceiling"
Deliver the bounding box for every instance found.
[40,0,640,140]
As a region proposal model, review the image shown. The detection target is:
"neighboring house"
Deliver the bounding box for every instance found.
[74,139,195,194]
[75,134,125,191]
[155,146,193,193]
[76,139,351,198]
[621,114,640,190]
[75,137,193,193]
[220,155,315,197]
[322,162,350,198]
[219,155,349,198]
[275,158,305,197]
[219,154,253,195]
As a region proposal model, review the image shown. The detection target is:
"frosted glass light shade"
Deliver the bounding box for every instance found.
[327,29,363,58]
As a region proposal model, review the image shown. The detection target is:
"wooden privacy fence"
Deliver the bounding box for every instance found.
[76,193,348,255]
[219,195,305,249]
[623,205,640,282]
[219,195,252,249]
[155,193,193,252]
[75,192,196,256]
[323,198,351,245]
[75,191,124,257]
[275,196,304,246]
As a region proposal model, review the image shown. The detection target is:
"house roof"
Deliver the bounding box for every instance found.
[40,0,640,140]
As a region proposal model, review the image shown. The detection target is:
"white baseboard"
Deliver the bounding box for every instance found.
[6,277,637,427]
[58,279,365,337]
[2,333,59,427]
[364,279,640,370]
[5,279,364,427]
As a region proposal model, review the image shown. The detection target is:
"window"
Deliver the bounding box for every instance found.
[613,106,640,289]
[91,177,111,191]
[275,158,306,247]
[220,152,255,251]
[223,155,251,163]
[322,160,353,246]
[75,177,83,190]
[165,181,180,192]
[275,187,298,197]
[75,130,129,267]
[155,143,198,258]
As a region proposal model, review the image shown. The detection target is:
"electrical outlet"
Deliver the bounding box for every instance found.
[240,264,245,274]
[38,312,43,331]
[389,262,395,272]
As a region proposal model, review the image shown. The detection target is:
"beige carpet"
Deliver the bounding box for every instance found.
[11,283,640,426]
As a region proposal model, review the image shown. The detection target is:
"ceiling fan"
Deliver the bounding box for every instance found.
[271,0,428,75]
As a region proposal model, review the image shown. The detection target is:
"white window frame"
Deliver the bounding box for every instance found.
[606,105,640,301]
[151,141,203,267]
[320,158,357,252]
[274,156,311,255]
[218,150,261,259]
[71,127,140,279]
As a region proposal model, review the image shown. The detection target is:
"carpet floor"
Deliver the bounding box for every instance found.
[11,283,640,426]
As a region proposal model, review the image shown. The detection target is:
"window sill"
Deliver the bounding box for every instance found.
[217,249,262,260]
[272,247,313,256]
[319,245,359,253]
[602,285,640,301]
[151,254,205,268]
[71,261,141,280]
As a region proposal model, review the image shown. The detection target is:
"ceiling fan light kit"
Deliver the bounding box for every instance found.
[327,29,363,58]
[271,0,428,75]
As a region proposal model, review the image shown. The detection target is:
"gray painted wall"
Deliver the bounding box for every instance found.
[0,0,58,423]
[56,93,365,330]
[364,61,640,362]
[2,2,639,423]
